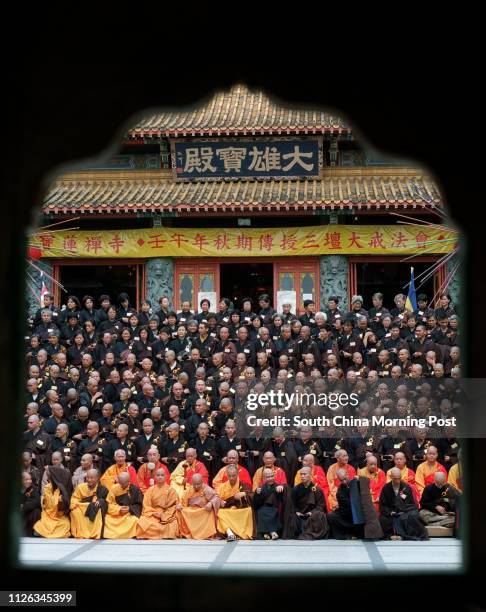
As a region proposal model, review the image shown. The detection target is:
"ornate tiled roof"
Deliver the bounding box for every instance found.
[127,84,350,138]
[43,170,441,215]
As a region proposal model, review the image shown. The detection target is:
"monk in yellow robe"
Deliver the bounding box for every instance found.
[136,469,179,539]
[252,451,287,491]
[212,450,252,495]
[448,461,462,492]
[415,446,447,500]
[70,469,108,539]
[100,449,138,489]
[104,472,143,539]
[217,465,254,540]
[326,449,356,510]
[294,454,331,512]
[136,448,171,494]
[171,448,209,500]
[386,451,419,501]
[357,455,386,512]
[177,473,220,539]
[33,466,72,538]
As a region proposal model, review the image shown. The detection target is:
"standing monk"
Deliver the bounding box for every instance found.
[70,469,108,539]
[136,469,179,540]
[33,466,72,538]
[170,448,209,500]
[104,472,143,539]
[217,465,254,540]
[177,474,220,539]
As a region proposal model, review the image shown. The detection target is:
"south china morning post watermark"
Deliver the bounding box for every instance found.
[243,389,457,431]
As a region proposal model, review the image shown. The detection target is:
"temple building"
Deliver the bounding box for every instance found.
[29,84,457,314]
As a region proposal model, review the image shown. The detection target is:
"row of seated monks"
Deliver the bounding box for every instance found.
[23,443,461,541]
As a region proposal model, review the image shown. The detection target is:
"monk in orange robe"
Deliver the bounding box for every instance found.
[217,465,254,540]
[294,453,331,512]
[386,451,419,501]
[171,448,209,500]
[177,473,220,539]
[357,455,386,512]
[137,448,171,494]
[415,445,447,500]
[136,468,179,539]
[326,449,356,510]
[100,449,138,489]
[212,449,252,494]
[252,451,287,491]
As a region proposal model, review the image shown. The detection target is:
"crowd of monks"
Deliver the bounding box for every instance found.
[21,290,462,541]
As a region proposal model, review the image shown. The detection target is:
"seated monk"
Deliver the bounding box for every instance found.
[136,468,179,540]
[419,471,460,530]
[217,465,254,540]
[100,449,138,489]
[253,467,293,540]
[171,448,209,500]
[252,451,287,491]
[292,467,329,540]
[70,469,108,539]
[294,454,331,511]
[21,471,41,536]
[176,473,220,539]
[104,472,143,539]
[33,466,72,538]
[72,454,94,488]
[326,450,356,511]
[415,446,447,500]
[379,467,428,541]
[212,449,252,495]
[136,448,171,494]
[357,455,386,513]
[386,451,419,502]
[448,461,462,492]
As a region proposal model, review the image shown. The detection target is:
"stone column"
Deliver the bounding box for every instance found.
[26,260,53,316]
[320,255,349,312]
[145,257,174,310]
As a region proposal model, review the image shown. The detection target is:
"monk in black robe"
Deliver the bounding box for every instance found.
[328,470,383,540]
[292,467,329,540]
[20,471,41,536]
[271,430,298,484]
[379,467,428,541]
[253,468,293,540]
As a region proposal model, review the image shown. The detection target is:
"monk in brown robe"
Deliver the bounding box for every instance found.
[217,465,254,540]
[136,468,179,539]
[104,472,143,539]
[177,473,220,539]
[70,469,108,539]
